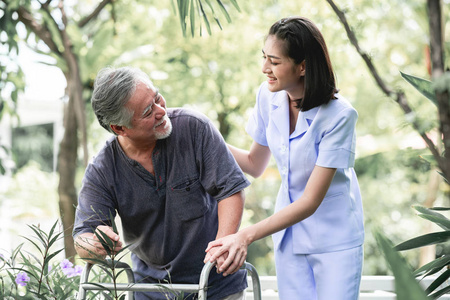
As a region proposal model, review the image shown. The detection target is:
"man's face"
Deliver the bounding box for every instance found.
[122,82,172,143]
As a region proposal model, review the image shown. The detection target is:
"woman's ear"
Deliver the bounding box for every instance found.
[297,60,306,77]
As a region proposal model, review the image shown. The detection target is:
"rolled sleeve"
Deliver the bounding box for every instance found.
[197,116,250,201]
[316,107,357,169]
[246,115,268,146]
[246,83,269,146]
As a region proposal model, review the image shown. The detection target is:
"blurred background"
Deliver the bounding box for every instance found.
[0,0,449,277]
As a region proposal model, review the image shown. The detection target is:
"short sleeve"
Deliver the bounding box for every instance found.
[196,117,250,201]
[316,107,358,169]
[246,83,269,146]
[73,164,116,238]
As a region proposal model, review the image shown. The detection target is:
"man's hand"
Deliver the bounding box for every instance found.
[204,246,229,275]
[74,225,123,262]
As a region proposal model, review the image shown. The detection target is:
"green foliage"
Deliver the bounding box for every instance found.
[356,148,433,275]
[0,218,144,300]
[0,0,25,176]
[374,230,429,300]
[391,206,450,298]
[0,221,82,299]
[432,72,450,95]
[174,0,240,37]
[11,124,54,173]
[400,72,437,106]
[375,42,450,297]
[76,209,192,299]
[1,0,448,280]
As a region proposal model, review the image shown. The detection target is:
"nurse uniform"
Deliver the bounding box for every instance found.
[246,82,365,300]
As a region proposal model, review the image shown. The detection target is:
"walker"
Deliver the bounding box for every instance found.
[77,260,261,300]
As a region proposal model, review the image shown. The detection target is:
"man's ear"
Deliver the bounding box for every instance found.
[110,124,125,136]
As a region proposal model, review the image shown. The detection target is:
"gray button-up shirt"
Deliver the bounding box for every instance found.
[73,108,250,299]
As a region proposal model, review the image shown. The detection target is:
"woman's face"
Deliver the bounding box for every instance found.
[261,35,305,99]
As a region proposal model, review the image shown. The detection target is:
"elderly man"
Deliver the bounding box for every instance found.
[73,66,250,300]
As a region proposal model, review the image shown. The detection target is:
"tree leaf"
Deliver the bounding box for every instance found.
[413,205,448,219]
[413,255,450,277]
[395,231,450,251]
[429,285,450,299]
[374,230,429,300]
[400,71,437,106]
[424,268,450,295]
[190,0,196,37]
[228,0,241,12]
[198,1,211,35]
[216,0,232,23]
[430,207,450,211]
[418,214,450,231]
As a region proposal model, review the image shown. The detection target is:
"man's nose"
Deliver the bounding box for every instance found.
[154,103,166,118]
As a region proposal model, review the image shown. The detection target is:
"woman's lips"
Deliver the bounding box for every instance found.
[267,76,277,83]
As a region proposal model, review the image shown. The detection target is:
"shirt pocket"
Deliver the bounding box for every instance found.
[315,192,347,230]
[168,178,210,221]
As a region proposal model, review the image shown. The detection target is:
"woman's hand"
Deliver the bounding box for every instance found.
[204,232,249,276]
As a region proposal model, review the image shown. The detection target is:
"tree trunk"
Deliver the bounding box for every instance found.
[419,168,441,266]
[427,0,450,185]
[57,48,87,261]
[57,2,88,260]
[57,79,78,261]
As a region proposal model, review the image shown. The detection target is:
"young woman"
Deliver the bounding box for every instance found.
[205,16,364,299]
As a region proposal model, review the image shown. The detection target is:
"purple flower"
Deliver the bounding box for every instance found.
[15,272,30,287]
[60,259,83,277]
[73,265,83,276]
[60,259,73,270]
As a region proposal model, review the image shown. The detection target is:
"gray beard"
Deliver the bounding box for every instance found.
[154,116,173,140]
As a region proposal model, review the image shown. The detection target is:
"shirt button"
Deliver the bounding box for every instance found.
[281,145,287,153]
[282,167,288,174]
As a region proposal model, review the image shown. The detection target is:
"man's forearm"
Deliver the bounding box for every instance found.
[216,191,245,239]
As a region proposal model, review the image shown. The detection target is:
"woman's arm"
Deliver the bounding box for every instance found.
[228,141,271,178]
[205,165,337,275]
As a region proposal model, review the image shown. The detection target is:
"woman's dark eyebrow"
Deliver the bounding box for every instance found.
[262,49,281,59]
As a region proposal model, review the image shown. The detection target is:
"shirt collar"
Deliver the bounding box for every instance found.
[269,91,320,138]
[291,106,320,139]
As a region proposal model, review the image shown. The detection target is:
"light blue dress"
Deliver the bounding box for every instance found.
[246,82,364,299]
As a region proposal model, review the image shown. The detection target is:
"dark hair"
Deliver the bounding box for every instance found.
[268,16,337,111]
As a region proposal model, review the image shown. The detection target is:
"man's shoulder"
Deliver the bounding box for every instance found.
[167,107,211,125]
[88,136,118,168]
